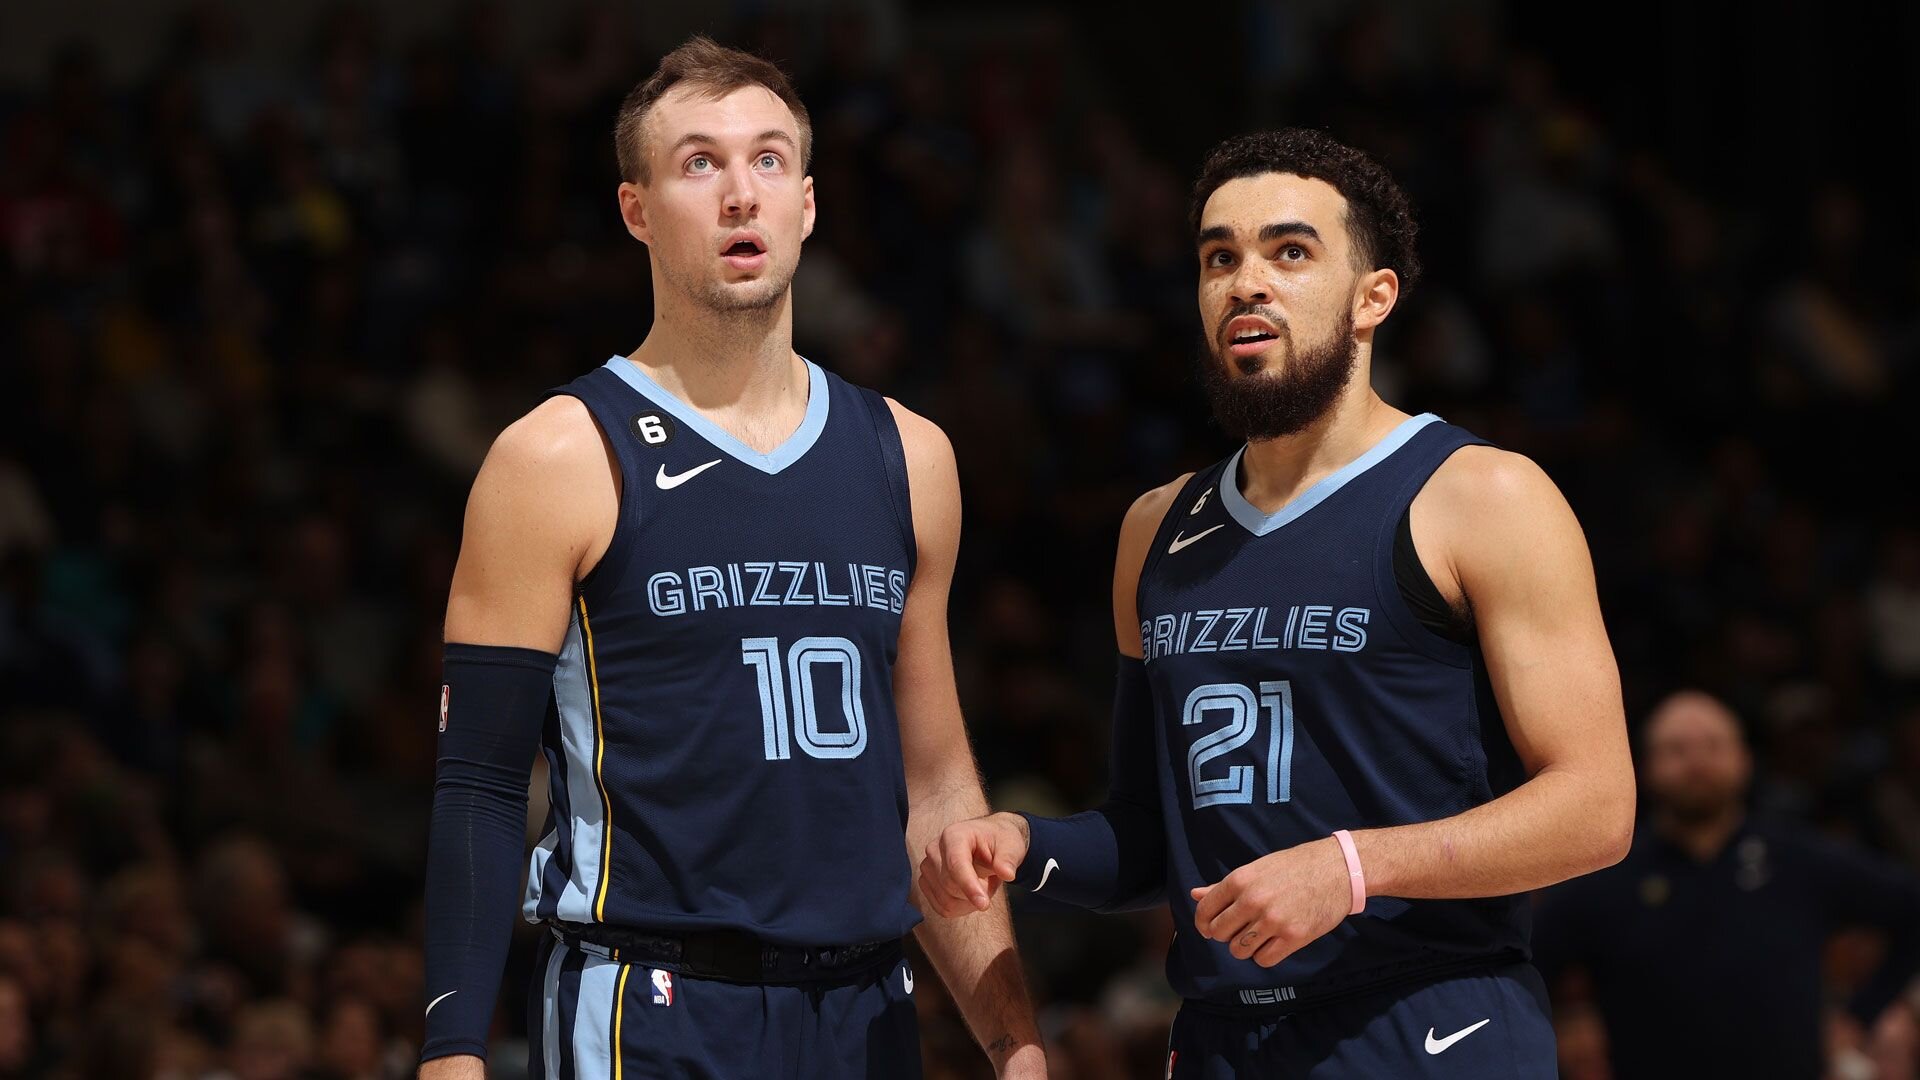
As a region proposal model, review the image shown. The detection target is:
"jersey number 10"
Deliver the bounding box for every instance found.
[741,636,868,760]
[1184,680,1295,808]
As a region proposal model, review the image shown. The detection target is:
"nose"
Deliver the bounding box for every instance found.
[1228,265,1272,307]
[722,167,758,220]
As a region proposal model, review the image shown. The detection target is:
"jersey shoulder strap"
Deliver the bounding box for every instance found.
[851,382,918,581]
[1134,460,1230,610]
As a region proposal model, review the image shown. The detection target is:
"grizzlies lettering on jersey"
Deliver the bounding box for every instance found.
[522,357,920,947]
[1138,414,1529,1007]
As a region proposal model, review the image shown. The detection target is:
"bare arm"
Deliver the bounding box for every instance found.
[888,400,1045,1078]
[1349,446,1634,896]
[442,397,615,651]
[421,398,615,1080]
[1193,447,1635,966]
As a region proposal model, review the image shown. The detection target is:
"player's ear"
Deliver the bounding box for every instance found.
[800,174,816,241]
[619,181,651,245]
[1352,267,1398,333]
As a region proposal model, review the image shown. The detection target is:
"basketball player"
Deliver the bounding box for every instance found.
[920,129,1636,1075]
[418,39,1044,1079]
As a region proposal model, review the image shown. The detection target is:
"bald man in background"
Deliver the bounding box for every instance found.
[1533,690,1920,1079]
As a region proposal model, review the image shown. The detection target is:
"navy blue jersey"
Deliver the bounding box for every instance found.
[521,356,920,947]
[1137,414,1529,1005]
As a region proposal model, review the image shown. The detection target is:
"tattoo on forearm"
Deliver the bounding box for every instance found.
[988,1034,1016,1056]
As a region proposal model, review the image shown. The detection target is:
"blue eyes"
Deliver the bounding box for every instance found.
[685,153,784,174]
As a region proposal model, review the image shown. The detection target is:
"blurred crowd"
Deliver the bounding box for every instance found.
[2,2,1918,1078]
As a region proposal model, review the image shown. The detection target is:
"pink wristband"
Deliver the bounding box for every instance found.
[1332,829,1366,915]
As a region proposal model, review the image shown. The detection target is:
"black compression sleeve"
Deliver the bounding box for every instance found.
[1013,655,1166,911]
[420,643,556,1065]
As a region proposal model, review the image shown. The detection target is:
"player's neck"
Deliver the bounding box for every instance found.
[1654,805,1744,863]
[627,288,807,436]
[1235,386,1408,515]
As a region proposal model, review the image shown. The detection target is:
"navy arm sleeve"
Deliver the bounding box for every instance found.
[1804,832,1920,1023]
[1013,655,1166,912]
[420,643,556,1065]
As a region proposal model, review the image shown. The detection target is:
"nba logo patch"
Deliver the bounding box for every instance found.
[650,968,674,1006]
[438,685,450,732]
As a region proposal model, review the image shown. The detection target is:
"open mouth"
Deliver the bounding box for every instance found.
[720,231,767,262]
[1225,316,1284,357]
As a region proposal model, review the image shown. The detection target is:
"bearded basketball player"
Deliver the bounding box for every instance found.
[922,128,1634,1077]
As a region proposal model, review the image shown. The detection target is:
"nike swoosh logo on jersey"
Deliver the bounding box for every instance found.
[1424,1018,1490,1054]
[1036,857,1060,891]
[1167,524,1226,554]
[425,989,458,1018]
[656,459,722,489]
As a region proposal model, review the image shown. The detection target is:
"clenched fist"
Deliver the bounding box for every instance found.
[1191,835,1352,967]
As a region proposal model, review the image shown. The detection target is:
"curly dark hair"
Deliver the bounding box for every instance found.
[1189,128,1422,297]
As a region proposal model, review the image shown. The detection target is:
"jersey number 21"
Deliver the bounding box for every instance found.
[1184,680,1295,808]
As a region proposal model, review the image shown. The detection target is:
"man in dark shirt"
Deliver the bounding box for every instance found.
[1533,690,1920,1078]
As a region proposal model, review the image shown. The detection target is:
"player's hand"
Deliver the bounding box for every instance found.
[919,811,1029,917]
[1190,836,1351,967]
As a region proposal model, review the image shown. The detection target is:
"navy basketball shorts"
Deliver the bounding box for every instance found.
[526,935,922,1079]
[1166,961,1556,1078]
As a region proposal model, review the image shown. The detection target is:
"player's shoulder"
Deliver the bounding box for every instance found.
[1422,443,1566,519]
[881,396,953,466]
[1121,472,1199,547]
[468,395,617,543]
[881,396,960,511]
[483,394,611,487]
[1115,471,1199,587]
[457,394,617,572]
[1418,440,1590,584]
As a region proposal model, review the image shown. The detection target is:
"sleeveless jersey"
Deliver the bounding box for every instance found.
[521,356,921,947]
[1137,413,1530,1006]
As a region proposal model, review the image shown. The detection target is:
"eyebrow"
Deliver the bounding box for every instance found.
[1196,221,1324,248]
[669,130,799,155]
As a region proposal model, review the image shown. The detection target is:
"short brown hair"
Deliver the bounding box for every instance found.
[614,36,813,185]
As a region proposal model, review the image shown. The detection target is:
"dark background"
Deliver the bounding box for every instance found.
[2,1,1918,1077]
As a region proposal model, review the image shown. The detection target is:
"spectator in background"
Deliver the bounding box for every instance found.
[1534,690,1920,1079]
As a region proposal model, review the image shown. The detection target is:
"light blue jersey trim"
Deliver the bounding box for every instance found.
[548,612,604,923]
[522,828,558,922]
[602,355,829,474]
[1220,413,1442,537]
[571,955,619,1080]
[540,939,566,1079]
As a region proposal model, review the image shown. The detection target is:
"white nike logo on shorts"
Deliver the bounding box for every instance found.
[1425,1018,1491,1054]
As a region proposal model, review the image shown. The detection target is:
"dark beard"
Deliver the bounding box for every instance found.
[1199,308,1357,441]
